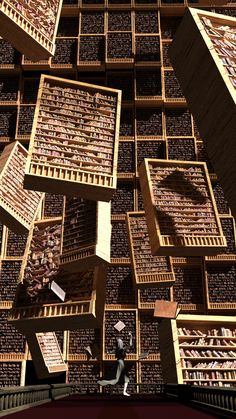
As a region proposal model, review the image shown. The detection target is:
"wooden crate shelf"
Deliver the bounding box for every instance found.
[0,107,17,141]
[67,328,101,360]
[67,361,101,391]
[0,259,22,302]
[169,8,236,218]
[136,140,166,173]
[26,332,68,378]
[24,74,121,202]
[138,361,163,393]
[136,108,163,138]
[0,0,63,61]
[78,35,105,70]
[107,71,134,102]
[0,309,25,354]
[8,217,106,332]
[167,137,196,162]
[135,68,163,105]
[164,108,193,137]
[9,265,106,332]
[158,314,236,387]
[103,309,138,360]
[139,159,226,256]
[105,264,135,306]
[137,287,172,310]
[205,216,236,261]
[139,312,161,359]
[106,31,134,68]
[205,262,236,312]
[60,197,111,272]
[135,35,161,65]
[0,37,21,70]
[111,180,135,214]
[21,55,51,71]
[0,360,22,386]
[0,73,19,105]
[127,211,175,288]
[172,264,205,313]
[16,105,35,141]
[51,38,78,69]
[0,141,43,234]
[42,193,64,218]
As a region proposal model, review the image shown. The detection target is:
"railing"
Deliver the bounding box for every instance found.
[164,384,236,418]
[0,383,72,415]
[0,381,163,414]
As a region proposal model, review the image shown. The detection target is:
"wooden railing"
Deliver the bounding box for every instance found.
[164,384,236,418]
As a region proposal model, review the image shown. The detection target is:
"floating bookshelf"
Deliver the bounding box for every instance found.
[8,217,106,332]
[126,211,175,288]
[0,0,63,61]
[139,159,226,256]
[60,196,111,271]
[169,8,236,218]
[0,141,43,234]
[24,74,122,202]
[26,332,67,378]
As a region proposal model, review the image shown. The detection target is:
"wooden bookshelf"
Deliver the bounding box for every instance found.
[0,141,43,234]
[205,216,236,262]
[205,261,236,312]
[159,314,236,387]
[169,8,236,218]
[26,332,68,378]
[8,217,106,331]
[9,264,106,332]
[60,196,111,271]
[0,0,63,61]
[24,74,122,202]
[126,211,175,288]
[139,159,226,256]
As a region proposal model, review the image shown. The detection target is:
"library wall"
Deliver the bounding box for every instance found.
[0,1,235,391]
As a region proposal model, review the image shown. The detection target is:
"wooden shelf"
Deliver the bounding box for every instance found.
[126,211,175,288]
[24,74,121,202]
[139,159,226,256]
[26,332,68,378]
[60,197,111,272]
[158,314,236,386]
[169,8,236,219]
[0,0,63,61]
[0,141,43,234]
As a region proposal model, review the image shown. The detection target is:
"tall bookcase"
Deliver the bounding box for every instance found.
[0,0,235,390]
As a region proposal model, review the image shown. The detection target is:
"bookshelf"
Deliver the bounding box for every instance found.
[26,332,68,378]
[126,211,175,288]
[139,159,226,256]
[0,141,43,234]
[0,0,63,61]
[60,196,111,271]
[159,315,236,387]
[0,1,235,390]
[24,74,122,202]
[169,8,236,218]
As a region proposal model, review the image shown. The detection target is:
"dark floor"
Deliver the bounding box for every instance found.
[4,395,220,419]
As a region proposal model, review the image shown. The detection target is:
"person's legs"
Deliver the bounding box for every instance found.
[123,375,130,397]
[98,360,124,386]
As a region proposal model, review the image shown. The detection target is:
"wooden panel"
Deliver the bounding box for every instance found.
[139,159,226,256]
[0,0,63,61]
[169,8,236,218]
[24,74,122,202]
